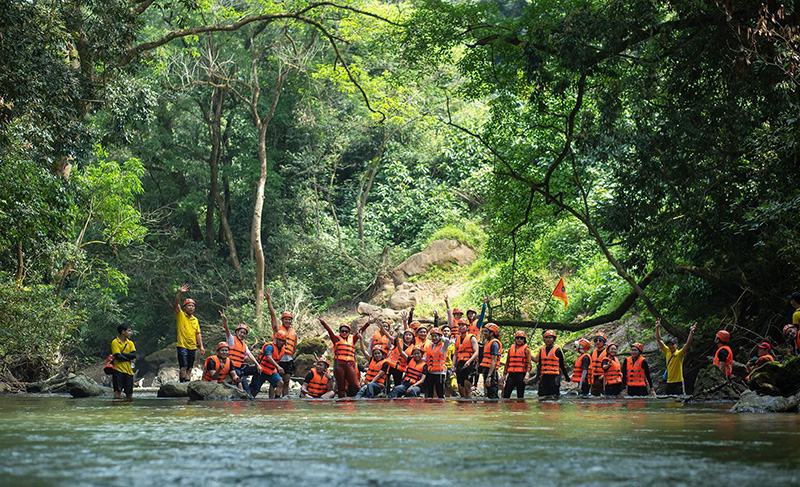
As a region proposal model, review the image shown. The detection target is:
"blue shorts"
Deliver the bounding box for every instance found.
[177,347,196,369]
[265,372,283,386]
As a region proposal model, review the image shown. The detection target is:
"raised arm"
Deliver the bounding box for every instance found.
[684,323,697,350]
[477,293,488,329]
[356,320,371,339]
[445,296,453,328]
[655,318,665,349]
[174,283,189,314]
[220,309,232,340]
[265,288,279,334]
[319,318,337,342]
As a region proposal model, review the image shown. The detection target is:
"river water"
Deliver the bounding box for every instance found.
[0,394,798,487]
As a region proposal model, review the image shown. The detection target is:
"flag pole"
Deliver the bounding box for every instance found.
[532,293,555,335]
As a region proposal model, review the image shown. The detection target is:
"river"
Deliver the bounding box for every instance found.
[0,394,798,487]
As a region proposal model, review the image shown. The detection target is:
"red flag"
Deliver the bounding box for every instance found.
[552,277,568,308]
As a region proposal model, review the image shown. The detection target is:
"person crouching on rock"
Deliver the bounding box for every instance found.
[320,318,371,397]
[220,310,260,396]
[746,342,775,380]
[250,330,287,398]
[301,358,335,399]
[601,343,623,396]
[356,347,390,398]
[203,342,242,388]
[388,348,427,398]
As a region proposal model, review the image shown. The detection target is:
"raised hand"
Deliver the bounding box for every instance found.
[179,283,190,293]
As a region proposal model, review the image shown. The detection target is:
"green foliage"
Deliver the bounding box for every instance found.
[424,219,487,251]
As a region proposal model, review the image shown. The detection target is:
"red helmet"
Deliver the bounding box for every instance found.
[275,329,288,341]
[593,332,607,342]
[453,307,464,315]
[216,341,230,351]
[515,330,527,339]
[715,330,730,342]
[543,330,556,339]
[485,323,499,336]
[281,311,293,319]
[577,338,591,352]
[783,324,797,336]
[430,327,442,336]
[234,323,249,334]
[182,298,195,308]
[631,342,644,352]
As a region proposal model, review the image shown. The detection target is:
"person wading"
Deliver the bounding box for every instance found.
[479,323,502,399]
[623,342,656,397]
[655,319,696,395]
[601,343,623,396]
[713,330,734,378]
[536,330,572,397]
[571,338,592,396]
[589,332,608,396]
[454,319,479,398]
[502,331,531,398]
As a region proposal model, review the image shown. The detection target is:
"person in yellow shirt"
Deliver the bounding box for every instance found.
[111,323,137,399]
[441,324,457,396]
[655,318,696,395]
[787,292,800,325]
[174,283,205,382]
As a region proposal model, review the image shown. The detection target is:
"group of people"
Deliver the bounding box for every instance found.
[106,286,800,400]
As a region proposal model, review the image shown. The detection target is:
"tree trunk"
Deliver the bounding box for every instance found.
[252,120,268,326]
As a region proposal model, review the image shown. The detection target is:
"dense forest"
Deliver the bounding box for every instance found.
[1,0,799,382]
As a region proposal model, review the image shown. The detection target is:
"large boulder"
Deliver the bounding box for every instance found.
[295,338,328,358]
[157,381,190,397]
[294,354,318,380]
[387,286,419,310]
[27,373,75,393]
[730,390,800,413]
[748,357,800,396]
[187,381,250,400]
[692,364,743,400]
[392,239,476,286]
[67,374,113,398]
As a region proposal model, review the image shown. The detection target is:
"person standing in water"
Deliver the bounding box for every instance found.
[478,323,502,399]
[655,319,696,395]
[174,283,205,382]
[424,328,451,398]
[536,330,571,397]
[589,332,607,396]
[502,330,531,398]
[713,330,734,377]
[600,343,623,396]
[454,319,479,398]
[622,342,656,397]
[570,338,592,395]
[111,323,136,399]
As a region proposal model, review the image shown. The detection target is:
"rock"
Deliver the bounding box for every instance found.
[392,239,477,286]
[295,338,328,358]
[294,354,318,380]
[358,302,381,316]
[26,373,75,393]
[388,288,419,310]
[157,381,190,397]
[152,366,180,387]
[137,343,179,378]
[748,357,800,396]
[730,390,800,413]
[187,381,250,400]
[692,364,744,400]
[67,374,113,398]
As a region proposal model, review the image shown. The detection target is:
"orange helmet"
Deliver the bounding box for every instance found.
[515,330,527,339]
[715,330,730,343]
[412,347,424,355]
[430,327,442,336]
[416,324,429,331]
[467,309,477,315]
[410,321,420,330]
[234,323,249,334]
[485,323,499,336]
[403,329,415,337]
[577,338,591,352]
[607,342,618,350]
[631,342,644,352]
[182,298,195,307]
[783,324,797,336]
[453,307,464,315]
[216,341,229,351]
[372,346,385,355]
[593,332,607,342]
[281,311,293,319]
[339,323,351,331]
[543,330,556,339]
[317,357,330,367]
[274,329,288,341]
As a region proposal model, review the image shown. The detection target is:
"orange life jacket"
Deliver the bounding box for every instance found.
[334,335,357,363]
[202,356,232,383]
[713,345,733,377]
[365,358,388,388]
[571,353,590,383]
[603,356,622,385]
[415,337,430,349]
[539,345,561,375]
[467,318,480,336]
[278,326,297,357]
[589,348,606,384]
[306,368,330,398]
[258,341,284,374]
[229,336,247,368]
[425,341,448,373]
[456,334,477,363]
[625,356,647,387]
[746,353,775,380]
[506,343,530,373]
[403,358,426,384]
[371,331,391,352]
[480,338,502,369]
[387,340,414,371]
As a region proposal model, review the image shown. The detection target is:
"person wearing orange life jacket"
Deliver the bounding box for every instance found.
[248,330,287,398]
[203,342,242,387]
[746,342,776,380]
[589,332,608,396]
[713,330,734,377]
[622,342,655,397]
[388,347,427,398]
[502,330,532,398]
[320,318,371,397]
[355,347,391,398]
[454,319,480,398]
[386,329,416,392]
[782,324,800,356]
[571,338,592,396]
[220,310,260,398]
[302,357,335,399]
[536,330,572,397]
[368,319,395,356]
[479,323,502,399]
[424,328,452,398]
[265,288,298,398]
[600,343,623,396]
[446,294,488,341]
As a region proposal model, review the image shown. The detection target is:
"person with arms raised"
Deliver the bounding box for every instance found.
[655,319,696,395]
[265,288,298,398]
